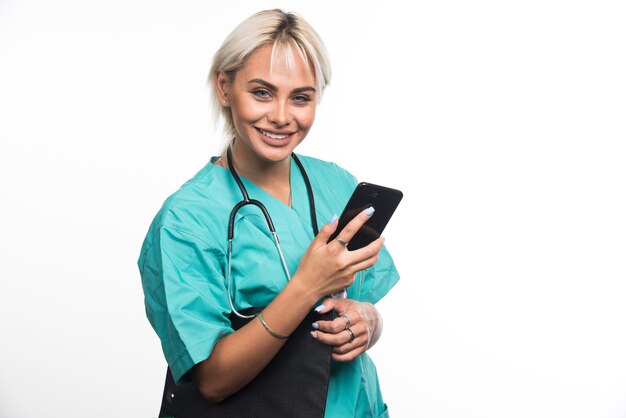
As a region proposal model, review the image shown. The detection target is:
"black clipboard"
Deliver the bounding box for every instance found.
[158,308,333,418]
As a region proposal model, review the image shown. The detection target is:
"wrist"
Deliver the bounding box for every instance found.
[366,303,383,348]
[285,274,320,308]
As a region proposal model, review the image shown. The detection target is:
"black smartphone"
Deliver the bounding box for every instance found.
[328,182,404,250]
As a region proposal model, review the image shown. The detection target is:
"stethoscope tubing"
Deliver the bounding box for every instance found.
[225,147,318,319]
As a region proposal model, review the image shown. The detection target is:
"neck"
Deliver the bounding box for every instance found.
[225,143,292,206]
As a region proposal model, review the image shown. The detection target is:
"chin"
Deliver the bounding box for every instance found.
[258,147,295,163]
[255,136,304,161]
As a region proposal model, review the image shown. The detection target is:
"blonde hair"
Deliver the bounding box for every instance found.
[208,9,332,143]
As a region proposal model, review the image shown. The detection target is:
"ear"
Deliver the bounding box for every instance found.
[216,71,230,106]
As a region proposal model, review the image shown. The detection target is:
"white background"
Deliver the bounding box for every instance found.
[1,1,625,417]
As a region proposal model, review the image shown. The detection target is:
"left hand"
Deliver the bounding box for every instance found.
[310,298,382,361]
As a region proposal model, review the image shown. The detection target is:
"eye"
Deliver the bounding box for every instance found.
[292,94,312,104]
[252,89,271,99]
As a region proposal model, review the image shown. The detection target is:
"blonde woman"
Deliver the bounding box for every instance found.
[138,9,400,418]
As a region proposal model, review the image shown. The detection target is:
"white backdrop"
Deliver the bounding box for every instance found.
[1,1,625,417]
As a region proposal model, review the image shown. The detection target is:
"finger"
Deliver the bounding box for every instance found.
[312,214,339,247]
[312,298,353,323]
[331,326,367,355]
[313,297,336,314]
[332,345,367,362]
[311,326,357,347]
[343,253,380,276]
[350,236,385,259]
[313,314,353,334]
[332,242,382,277]
[332,337,364,355]
[318,297,352,314]
[334,207,375,246]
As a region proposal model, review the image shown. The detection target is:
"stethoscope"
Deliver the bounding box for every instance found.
[225,146,319,319]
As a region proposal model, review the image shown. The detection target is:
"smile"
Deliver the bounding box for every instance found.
[257,128,292,140]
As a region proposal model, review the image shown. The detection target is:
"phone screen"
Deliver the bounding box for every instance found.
[328,182,403,250]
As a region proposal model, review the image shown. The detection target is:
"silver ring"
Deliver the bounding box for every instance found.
[345,327,355,343]
[336,236,349,247]
[340,314,350,329]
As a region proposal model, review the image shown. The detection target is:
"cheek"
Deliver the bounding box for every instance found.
[231,98,267,125]
[296,106,316,130]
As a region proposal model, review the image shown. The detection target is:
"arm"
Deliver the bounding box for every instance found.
[192,278,317,403]
[193,209,384,403]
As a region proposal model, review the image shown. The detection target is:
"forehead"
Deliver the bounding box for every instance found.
[236,44,316,88]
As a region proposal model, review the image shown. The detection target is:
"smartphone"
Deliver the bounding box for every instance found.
[328,182,404,251]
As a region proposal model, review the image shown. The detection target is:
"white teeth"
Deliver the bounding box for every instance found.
[260,129,289,139]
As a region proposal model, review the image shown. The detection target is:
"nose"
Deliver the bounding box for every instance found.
[267,100,292,127]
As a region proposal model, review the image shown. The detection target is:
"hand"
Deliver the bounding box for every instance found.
[293,208,384,300]
[310,298,383,361]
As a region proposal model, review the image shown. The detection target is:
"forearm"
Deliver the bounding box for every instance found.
[193,278,319,402]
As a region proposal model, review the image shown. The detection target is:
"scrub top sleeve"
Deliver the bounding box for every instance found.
[140,225,233,384]
[360,245,401,304]
[331,162,359,193]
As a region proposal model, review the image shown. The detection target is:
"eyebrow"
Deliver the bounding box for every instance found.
[248,78,316,94]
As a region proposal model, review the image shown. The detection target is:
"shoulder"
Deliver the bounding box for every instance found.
[295,154,358,190]
[142,159,234,247]
[160,166,218,223]
[294,154,359,217]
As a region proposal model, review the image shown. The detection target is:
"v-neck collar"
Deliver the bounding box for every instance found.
[209,154,317,239]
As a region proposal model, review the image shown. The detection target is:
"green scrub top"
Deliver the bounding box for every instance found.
[138,154,400,418]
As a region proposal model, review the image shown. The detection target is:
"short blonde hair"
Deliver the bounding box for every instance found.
[208,9,332,142]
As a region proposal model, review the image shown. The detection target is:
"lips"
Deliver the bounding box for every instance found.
[256,128,293,140]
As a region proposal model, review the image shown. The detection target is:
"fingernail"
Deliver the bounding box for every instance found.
[312,322,319,329]
[380,236,386,243]
[314,305,325,313]
[310,331,318,339]
[365,206,375,217]
[328,214,338,225]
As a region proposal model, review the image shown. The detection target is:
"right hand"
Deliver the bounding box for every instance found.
[293,207,384,299]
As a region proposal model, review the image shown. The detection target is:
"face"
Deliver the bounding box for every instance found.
[218,44,317,168]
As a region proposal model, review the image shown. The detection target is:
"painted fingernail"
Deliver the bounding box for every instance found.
[314,305,325,313]
[364,206,375,217]
[312,322,319,329]
[328,214,338,225]
[310,331,318,339]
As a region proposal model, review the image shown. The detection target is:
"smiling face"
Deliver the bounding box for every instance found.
[217,44,317,171]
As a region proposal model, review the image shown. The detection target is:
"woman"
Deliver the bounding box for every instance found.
[138,9,400,418]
